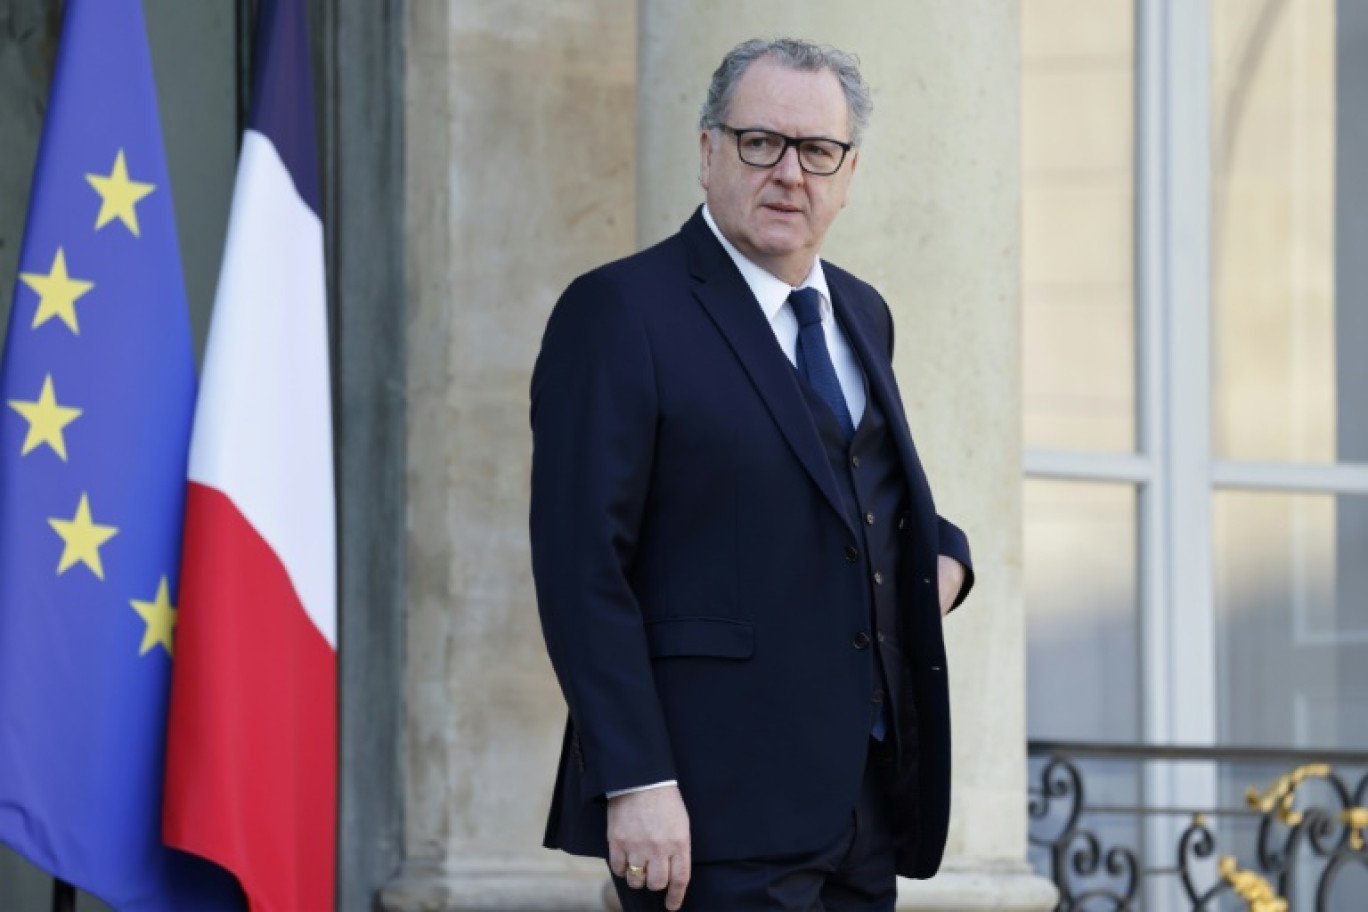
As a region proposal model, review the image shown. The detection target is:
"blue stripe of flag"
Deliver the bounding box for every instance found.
[246,0,321,216]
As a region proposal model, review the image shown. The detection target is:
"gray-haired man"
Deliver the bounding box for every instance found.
[531,38,973,911]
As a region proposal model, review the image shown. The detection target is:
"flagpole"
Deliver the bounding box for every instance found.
[51,880,74,912]
[235,0,254,138]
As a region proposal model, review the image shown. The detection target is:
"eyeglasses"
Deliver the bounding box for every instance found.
[715,125,853,176]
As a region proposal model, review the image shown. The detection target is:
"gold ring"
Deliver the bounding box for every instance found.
[626,863,646,877]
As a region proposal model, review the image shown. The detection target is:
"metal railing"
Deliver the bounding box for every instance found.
[1028,741,1368,911]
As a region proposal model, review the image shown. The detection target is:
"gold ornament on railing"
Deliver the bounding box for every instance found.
[1245,763,1332,825]
[1342,806,1368,851]
[1218,856,1287,912]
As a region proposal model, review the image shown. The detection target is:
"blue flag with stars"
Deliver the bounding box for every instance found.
[0,1,244,909]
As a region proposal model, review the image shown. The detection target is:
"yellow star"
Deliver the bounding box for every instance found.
[7,374,82,461]
[48,493,118,579]
[19,249,95,334]
[86,149,156,236]
[129,577,177,657]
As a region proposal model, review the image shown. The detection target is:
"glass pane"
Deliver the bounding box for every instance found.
[1215,490,1368,749]
[1026,479,1140,741]
[1211,0,1343,462]
[1022,0,1136,452]
[1025,480,1140,898]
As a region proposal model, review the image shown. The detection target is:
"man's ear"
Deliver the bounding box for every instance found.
[839,149,859,209]
[699,130,714,189]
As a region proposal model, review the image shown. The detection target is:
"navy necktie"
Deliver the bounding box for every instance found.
[790,287,854,439]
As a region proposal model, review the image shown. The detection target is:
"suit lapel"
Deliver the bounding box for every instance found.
[683,213,855,537]
[828,275,939,552]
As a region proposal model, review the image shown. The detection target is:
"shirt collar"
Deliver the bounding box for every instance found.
[702,204,831,324]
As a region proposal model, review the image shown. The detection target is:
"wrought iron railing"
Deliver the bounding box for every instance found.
[1028,741,1368,911]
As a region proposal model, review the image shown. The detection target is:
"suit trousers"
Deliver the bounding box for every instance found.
[611,740,898,912]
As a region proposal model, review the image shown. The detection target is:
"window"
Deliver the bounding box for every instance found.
[1024,0,1368,759]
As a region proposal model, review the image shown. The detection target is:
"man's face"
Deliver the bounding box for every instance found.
[700,59,858,285]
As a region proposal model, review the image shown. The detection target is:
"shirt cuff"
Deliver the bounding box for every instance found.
[605,780,678,799]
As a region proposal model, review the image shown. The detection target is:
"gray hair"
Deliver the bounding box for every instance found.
[699,38,873,147]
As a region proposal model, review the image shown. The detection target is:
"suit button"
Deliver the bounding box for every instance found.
[873,571,884,585]
[872,688,884,704]
[851,455,861,468]
[876,632,887,644]
[865,512,875,526]
[844,545,859,562]
[899,514,909,531]
[853,632,871,649]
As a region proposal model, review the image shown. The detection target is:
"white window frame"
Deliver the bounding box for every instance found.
[1026,0,1217,755]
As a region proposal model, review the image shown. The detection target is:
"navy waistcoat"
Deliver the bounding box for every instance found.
[794,337,915,753]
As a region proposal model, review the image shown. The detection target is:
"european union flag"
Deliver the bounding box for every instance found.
[0,2,244,909]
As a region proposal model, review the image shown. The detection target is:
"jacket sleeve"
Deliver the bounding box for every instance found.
[529,270,676,800]
[937,516,974,611]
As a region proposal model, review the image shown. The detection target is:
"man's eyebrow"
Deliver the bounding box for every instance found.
[735,125,844,140]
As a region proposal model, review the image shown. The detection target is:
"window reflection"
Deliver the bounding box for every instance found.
[1022,0,1136,452]
[1214,490,1368,749]
[1212,0,1338,462]
[1025,479,1141,899]
[1025,479,1139,742]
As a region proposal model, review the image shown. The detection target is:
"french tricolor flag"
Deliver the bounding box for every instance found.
[163,0,336,910]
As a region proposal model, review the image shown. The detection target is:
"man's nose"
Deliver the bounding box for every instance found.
[771,144,805,184]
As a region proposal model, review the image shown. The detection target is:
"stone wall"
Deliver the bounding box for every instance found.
[383,1,636,908]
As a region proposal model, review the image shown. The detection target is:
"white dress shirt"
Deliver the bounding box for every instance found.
[701,204,867,426]
[606,209,870,801]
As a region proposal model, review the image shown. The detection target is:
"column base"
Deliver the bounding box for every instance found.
[380,852,610,912]
[896,859,1058,911]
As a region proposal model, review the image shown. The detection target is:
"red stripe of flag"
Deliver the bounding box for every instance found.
[165,484,336,911]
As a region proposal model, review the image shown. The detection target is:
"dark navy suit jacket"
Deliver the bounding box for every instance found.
[529,208,973,879]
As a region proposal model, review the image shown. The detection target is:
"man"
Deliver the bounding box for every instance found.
[530,38,973,912]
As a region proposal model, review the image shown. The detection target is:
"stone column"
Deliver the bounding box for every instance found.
[381,2,636,909]
[637,3,1056,909]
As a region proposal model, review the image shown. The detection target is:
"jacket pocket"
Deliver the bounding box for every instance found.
[645,617,755,659]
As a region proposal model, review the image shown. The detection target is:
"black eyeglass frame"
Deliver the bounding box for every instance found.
[713,124,854,176]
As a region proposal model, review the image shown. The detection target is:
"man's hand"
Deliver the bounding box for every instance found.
[938,555,966,617]
[607,785,691,910]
